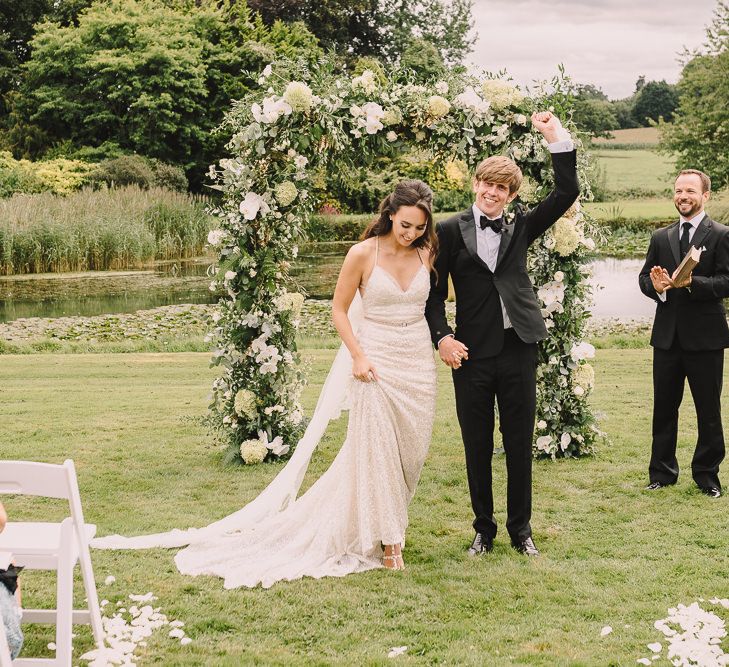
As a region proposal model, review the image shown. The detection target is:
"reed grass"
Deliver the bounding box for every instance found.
[0,186,212,275]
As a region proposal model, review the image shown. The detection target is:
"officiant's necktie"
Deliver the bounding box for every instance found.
[480,216,503,233]
[680,222,692,258]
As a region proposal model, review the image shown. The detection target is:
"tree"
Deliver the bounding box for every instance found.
[570,84,617,137]
[632,80,679,125]
[659,1,729,187]
[400,37,445,82]
[6,0,321,182]
[572,98,618,137]
[248,0,475,66]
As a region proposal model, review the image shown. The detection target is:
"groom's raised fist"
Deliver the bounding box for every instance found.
[531,111,563,143]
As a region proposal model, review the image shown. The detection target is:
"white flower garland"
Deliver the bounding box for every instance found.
[205,58,603,463]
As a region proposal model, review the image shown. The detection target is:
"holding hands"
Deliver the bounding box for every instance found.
[438,336,469,369]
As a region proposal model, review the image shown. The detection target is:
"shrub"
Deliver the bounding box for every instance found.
[88,155,188,191]
[0,151,95,196]
[0,186,213,274]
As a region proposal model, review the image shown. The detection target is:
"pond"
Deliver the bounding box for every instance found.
[0,248,657,323]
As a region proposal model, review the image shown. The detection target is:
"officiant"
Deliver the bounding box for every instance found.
[638,169,729,499]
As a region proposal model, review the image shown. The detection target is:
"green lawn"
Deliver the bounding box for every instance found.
[582,198,675,221]
[1,351,727,665]
[592,127,660,146]
[592,149,674,194]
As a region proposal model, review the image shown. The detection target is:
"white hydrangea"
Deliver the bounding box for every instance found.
[382,108,402,126]
[283,81,313,112]
[240,438,268,464]
[274,181,298,207]
[274,291,305,318]
[427,95,451,118]
[572,363,595,395]
[481,80,525,111]
[233,389,257,419]
[552,217,582,256]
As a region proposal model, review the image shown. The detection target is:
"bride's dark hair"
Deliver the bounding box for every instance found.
[361,179,438,260]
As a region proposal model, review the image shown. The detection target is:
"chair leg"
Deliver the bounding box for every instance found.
[55,518,75,666]
[0,621,12,667]
[77,541,104,648]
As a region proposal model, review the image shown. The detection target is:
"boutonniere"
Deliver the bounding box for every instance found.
[503,209,516,226]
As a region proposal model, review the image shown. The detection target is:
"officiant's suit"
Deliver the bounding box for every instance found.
[425,149,579,543]
[638,213,729,491]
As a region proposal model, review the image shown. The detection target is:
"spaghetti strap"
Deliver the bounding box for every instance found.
[415,247,424,265]
[374,236,379,265]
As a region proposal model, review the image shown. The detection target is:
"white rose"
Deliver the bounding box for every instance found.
[560,433,571,450]
[537,420,547,430]
[554,271,564,282]
[536,435,553,451]
[224,270,236,281]
[386,131,397,142]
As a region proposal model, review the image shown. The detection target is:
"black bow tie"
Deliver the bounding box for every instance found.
[479,216,503,233]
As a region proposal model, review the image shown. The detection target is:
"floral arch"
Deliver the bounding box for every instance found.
[205,59,602,465]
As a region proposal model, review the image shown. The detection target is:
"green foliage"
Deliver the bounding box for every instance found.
[0,150,96,196]
[573,98,619,138]
[659,2,729,188]
[400,37,446,82]
[5,0,322,186]
[632,80,679,125]
[0,186,212,274]
[87,155,188,191]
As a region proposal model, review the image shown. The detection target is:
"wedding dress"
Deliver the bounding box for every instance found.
[93,246,437,589]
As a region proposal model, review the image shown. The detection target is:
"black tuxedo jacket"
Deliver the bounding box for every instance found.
[425,150,580,359]
[638,215,729,351]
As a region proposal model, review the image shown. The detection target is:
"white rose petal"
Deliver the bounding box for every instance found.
[387,646,408,658]
[105,575,116,585]
[169,628,185,639]
[180,637,193,646]
[646,642,661,653]
[600,626,612,636]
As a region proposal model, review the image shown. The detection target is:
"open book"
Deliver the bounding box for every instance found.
[672,246,702,284]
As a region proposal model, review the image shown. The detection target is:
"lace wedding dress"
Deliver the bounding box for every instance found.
[93,252,436,589]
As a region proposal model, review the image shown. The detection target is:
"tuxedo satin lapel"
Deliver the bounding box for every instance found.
[495,219,515,268]
[668,221,680,266]
[690,216,712,251]
[458,212,491,272]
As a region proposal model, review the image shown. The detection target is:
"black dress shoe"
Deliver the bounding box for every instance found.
[645,481,673,490]
[511,537,539,556]
[467,532,493,555]
[699,486,722,498]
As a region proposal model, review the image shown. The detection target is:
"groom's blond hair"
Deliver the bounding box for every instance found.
[474,156,523,194]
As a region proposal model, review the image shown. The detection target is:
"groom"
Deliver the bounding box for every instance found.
[425,111,578,556]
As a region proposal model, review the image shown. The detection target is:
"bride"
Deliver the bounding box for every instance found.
[93,179,440,588]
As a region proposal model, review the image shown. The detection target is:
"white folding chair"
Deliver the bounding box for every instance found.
[0,460,104,666]
[0,619,12,667]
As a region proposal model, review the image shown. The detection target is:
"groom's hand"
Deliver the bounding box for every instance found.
[531,111,562,144]
[438,336,469,369]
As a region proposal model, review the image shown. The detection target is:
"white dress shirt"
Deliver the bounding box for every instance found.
[657,210,706,302]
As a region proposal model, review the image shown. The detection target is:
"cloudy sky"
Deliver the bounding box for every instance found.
[467,0,718,99]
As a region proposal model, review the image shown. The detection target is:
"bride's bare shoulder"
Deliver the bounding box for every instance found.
[345,238,376,264]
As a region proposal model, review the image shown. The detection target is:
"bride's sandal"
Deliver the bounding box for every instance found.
[382,546,405,571]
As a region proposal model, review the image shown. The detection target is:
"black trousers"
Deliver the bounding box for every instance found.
[650,341,725,489]
[452,329,537,542]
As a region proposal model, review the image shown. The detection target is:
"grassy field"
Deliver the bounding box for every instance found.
[1,351,727,665]
[592,127,660,146]
[582,198,674,221]
[591,149,674,194]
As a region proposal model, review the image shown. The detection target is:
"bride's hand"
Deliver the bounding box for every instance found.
[352,355,379,382]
